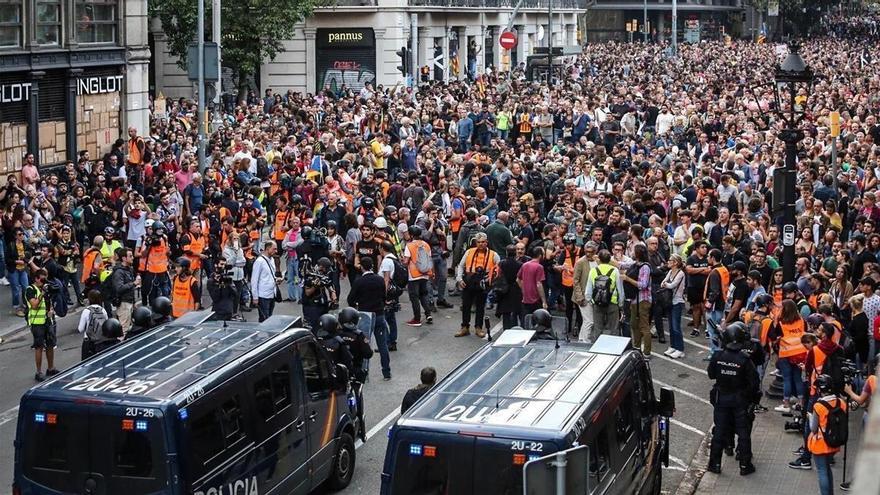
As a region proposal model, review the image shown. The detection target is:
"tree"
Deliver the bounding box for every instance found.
[149,0,323,96]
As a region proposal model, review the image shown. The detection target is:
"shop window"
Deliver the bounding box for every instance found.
[35,0,61,45]
[75,0,117,44]
[0,1,23,48]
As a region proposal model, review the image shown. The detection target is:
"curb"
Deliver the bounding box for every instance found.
[675,427,712,495]
[0,305,86,343]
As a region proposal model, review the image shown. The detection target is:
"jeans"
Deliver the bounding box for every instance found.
[257,297,275,322]
[498,129,509,141]
[668,303,685,352]
[461,287,488,328]
[359,311,391,378]
[407,279,432,321]
[385,306,398,345]
[286,256,302,301]
[141,272,170,306]
[60,270,81,304]
[458,137,471,153]
[9,268,28,308]
[707,309,724,355]
[778,358,806,401]
[431,256,448,303]
[814,454,834,495]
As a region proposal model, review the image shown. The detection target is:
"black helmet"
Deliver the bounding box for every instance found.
[815,374,833,394]
[532,309,552,329]
[722,322,749,349]
[362,197,375,208]
[152,296,172,317]
[754,293,774,308]
[290,194,303,205]
[384,206,398,217]
[563,233,577,245]
[152,220,166,233]
[326,220,338,230]
[210,191,223,204]
[782,281,799,295]
[301,226,313,240]
[177,257,191,270]
[132,306,153,327]
[102,318,123,339]
[319,314,339,334]
[317,257,333,268]
[338,307,360,331]
[408,225,423,239]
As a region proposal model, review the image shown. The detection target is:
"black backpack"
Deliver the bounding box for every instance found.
[623,262,646,301]
[592,266,615,307]
[817,398,848,448]
[528,170,545,199]
[256,156,270,179]
[387,255,409,297]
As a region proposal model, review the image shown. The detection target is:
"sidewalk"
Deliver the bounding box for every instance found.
[693,397,864,495]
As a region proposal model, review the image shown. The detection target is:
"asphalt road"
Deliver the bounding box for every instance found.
[0,294,720,495]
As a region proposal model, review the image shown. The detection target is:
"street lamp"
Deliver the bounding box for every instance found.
[753,42,814,283]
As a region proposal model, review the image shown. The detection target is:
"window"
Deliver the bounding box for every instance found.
[113,431,153,478]
[299,342,330,396]
[189,396,245,468]
[614,391,636,446]
[0,1,22,48]
[587,426,610,491]
[253,364,292,420]
[35,1,61,45]
[75,0,117,44]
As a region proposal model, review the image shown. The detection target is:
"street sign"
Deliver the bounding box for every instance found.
[783,224,796,247]
[830,111,841,138]
[499,30,517,50]
[187,42,219,82]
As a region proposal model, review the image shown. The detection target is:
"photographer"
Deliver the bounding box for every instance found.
[137,219,171,307]
[26,268,58,381]
[296,225,331,277]
[301,257,337,331]
[111,247,140,336]
[208,257,237,321]
[222,230,247,318]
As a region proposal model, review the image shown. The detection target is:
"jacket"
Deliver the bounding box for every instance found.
[347,271,386,313]
[572,256,592,305]
[111,264,137,303]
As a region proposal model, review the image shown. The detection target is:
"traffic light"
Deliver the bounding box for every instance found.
[396,47,410,76]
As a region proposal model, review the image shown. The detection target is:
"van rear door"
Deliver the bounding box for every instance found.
[386,430,475,494]
[472,436,557,495]
[18,398,170,495]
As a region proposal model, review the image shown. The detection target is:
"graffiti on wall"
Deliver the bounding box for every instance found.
[319,61,375,93]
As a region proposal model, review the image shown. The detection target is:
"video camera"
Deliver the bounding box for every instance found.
[214,267,235,285]
[840,359,860,386]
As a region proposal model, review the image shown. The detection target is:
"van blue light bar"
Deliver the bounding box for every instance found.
[135,420,148,431]
[34,413,45,423]
[410,444,423,456]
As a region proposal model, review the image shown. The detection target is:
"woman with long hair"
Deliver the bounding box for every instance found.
[829,264,854,325]
[772,299,808,413]
[661,254,687,358]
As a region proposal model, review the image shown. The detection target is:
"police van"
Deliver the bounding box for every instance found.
[12,311,359,495]
[380,333,675,495]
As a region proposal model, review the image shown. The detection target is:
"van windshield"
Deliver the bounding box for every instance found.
[21,405,168,494]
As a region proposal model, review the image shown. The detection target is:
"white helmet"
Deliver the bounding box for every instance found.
[145,218,155,229]
[374,217,388,229]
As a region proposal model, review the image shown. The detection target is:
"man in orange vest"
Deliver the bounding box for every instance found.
[137,220,171,306]
[171,257,200,318]
[454,232,499,338]
[81,236,104,291]
[180,218,208,279]
[127,126,146,190]
[806,375,847,494]
[555,233,582,336]
[401,225,434,327]
[704,249,730,357]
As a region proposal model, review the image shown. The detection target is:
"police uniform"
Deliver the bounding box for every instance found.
[319,332,354,372]
[707,342,761,472]
[340,326,373,442]
[302,272,332,330]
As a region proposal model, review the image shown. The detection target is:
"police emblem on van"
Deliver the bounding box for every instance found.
[194,475,258,495]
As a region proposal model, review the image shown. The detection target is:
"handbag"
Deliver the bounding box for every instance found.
[655,287,673,308]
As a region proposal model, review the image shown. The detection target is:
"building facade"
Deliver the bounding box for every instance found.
[0,0,150,174]
[151,0,583,98]
[584,0,748,43]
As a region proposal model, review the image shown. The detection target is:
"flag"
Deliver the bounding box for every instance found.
[757,23,767,44]
[450,48,460,76]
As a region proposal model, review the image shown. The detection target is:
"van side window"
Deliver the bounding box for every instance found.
[253,364,292,420]
[298,342,330,395]
[189,395,246,469]
[614,390,636,446]
[588,426,611,489]
[113,431,153,477]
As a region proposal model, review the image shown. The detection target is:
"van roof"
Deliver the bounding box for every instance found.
[29,312,306,406]
[401,335,634,435]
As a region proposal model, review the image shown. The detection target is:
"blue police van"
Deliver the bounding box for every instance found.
[380,333,675,495]
[12,311,359,495]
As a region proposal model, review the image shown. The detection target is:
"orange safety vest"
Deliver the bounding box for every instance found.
[810,346,831,396]
[561,248,580,288]
[464,247,497,283]
[274,209,289,241]
[807,397,847,455]
[128,137,143,165]
[200,218,210,237]
[183,233,205,270]
[244,230,260,260]
[772,288,783,320]
[755,315,773,347]
[704,266,730,302]
[449,194,467,234]
[171,275,197,318]
[778,319,808,359]
[406,240,434,278]
[139,239,169,274]
[81,248,101,284]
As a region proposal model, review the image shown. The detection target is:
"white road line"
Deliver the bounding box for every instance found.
[653,380,712,406]
[670,418,706,436]
[682,337,711,351]
[357,408,401,449]
[668,455,690,468]
[653,354,708,375]
[662,466,687,472]
[0,406,19,428]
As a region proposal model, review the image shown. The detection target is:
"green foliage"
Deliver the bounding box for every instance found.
[149,0,320,89]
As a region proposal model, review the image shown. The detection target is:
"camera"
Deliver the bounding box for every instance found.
[214,268,235,285]
[840,359,860,385]
[145,234,162,247]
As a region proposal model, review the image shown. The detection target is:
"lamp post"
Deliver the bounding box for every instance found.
[767,43,814,283]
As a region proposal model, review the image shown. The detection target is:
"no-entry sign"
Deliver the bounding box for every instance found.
[499,30,517,50]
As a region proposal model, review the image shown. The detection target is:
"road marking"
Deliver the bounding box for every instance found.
[357,408,401,449]
[0,405,19,428]
[670,418,706,436]
[653,380,711,406]
[682,337,711,351]
[653,354,708,375]
[663,466,687,472]
[669,455,690,468]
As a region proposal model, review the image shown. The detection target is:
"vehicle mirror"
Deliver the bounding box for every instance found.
[335,364,350,390]
[658,387,675,417]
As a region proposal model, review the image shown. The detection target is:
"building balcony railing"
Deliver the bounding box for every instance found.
[408,0,587,8]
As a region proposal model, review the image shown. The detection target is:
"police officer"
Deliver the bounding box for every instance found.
[531,308,557,341]
[339,307,372,442]
[317,314,354,372]
[151,295,173,327]
[126,306,154,340]
[707,323,761,475]
[720,322,766,457]
[208,257,237,321]
[302,257,337,330]
[296,225,331,276]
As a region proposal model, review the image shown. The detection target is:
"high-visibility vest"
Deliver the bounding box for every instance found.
[561,248,579,288]
[171,275,197,318]
[757,315,773,347]
[704,265,730,303]
[27,285,47,326]
[810,346,831,396]
[128,137,143,165]
[81,248,101,284]
[464,247,497,284]
[274,209,289,241]
[199,218,210,237]
[807,397,847,455]
[140,239,169,274]
[244,230,260,260]
[449,194,467,233]
[772,288,783,319]
[99,240,122,268]
[778,319,808,358]
[183,234,205,270]
[406,240,434,278]
[589,263,620,305]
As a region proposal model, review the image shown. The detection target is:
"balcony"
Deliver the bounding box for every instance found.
[408,0,587,8]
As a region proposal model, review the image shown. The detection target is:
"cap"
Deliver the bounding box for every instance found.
[730,261,748,274]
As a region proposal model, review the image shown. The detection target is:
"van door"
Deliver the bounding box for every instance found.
[386,430,475,494]
[295,339,337,490]
[474,436,558,495]
[610,384,642,494]
[247,347,310,495]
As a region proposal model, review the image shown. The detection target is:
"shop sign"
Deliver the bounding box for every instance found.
[1,75,123,104]
[0,83,32,103]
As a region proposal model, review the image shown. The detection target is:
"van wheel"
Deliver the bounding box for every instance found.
[327,432,356,490]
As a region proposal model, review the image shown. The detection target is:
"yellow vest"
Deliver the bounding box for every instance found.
[27,285,47,325]
[589,263,620,305]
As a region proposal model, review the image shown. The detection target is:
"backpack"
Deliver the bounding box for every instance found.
[492,269,511,295]
[464,224,486,249]
[817,398,848,448]
[592,266,615,307]
[414,242,433,274]
[387,255,409,297]
[256,156,270,179]
[528,170,545,199]
[85,305,108,342]
[623,262,646,301]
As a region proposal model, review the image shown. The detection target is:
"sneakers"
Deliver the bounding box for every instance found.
[788,457,812,470]
[792,446,806,456]
[405,319,422,327]
[426,315,434,325]
[475,328,486,338]
[754,404,768,413]
[841,481,851,491]
[690,329,700,337]
[437,300,454,309]
[34,372,45,382]
[774,404,791,413]
[15,309,25,317]
[669,349,685,359]
[707,464,721,474]
[454,326,470,337]
[0,277,8,286]
[740,463,756,476]
[663,348,675,356]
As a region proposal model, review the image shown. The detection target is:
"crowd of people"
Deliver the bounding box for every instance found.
[7,12,880,493]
